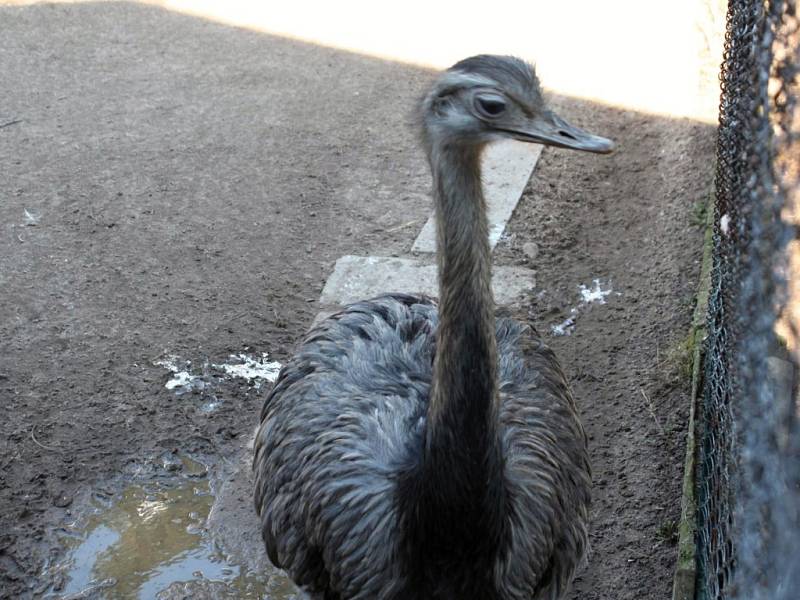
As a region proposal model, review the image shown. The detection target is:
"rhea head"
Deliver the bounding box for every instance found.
[421,55,614,155]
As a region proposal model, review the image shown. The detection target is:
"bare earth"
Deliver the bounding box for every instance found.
[0,2,715,599]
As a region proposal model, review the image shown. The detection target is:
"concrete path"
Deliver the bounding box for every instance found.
[316,138,542,319]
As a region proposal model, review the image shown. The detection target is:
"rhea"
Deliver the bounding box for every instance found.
[254,55,613,600]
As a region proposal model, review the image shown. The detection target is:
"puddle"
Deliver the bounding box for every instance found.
[46,457,297,599]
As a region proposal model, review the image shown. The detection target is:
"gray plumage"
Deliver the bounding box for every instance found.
[254,55,613,600]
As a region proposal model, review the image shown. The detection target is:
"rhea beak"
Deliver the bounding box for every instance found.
[509,110,615,154]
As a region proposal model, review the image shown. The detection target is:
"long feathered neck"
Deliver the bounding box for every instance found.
[428,142,499,444]
[399,141,505,587]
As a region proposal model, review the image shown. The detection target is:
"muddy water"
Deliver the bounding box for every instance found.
[48,457,297,599]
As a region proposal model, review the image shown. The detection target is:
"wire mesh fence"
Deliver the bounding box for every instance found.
[696,1,800,599]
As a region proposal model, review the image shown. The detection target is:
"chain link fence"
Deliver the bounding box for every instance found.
[696,1,800,599]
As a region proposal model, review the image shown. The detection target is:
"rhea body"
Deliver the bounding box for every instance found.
[254,55,613,600]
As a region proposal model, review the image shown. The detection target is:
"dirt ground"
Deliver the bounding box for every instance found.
[500,97,714,599]
[0,2,715,599]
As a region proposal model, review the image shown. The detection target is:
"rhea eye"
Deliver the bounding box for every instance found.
[475,95,507,118]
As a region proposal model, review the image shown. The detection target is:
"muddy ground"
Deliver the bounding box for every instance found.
[1,2,715,599]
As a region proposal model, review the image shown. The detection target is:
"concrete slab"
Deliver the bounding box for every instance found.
[412,140,543,253]
[318,255,535,307]
[207,449,274,578]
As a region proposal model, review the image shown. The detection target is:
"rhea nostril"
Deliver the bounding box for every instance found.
[558,130,577,140]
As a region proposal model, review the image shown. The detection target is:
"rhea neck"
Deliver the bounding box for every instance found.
[427,141,499,441]
[403,139,505,566]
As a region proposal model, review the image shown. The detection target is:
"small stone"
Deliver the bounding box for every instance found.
[522,242,539,260]
[53,491,73,508]
[161,452,183,472]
